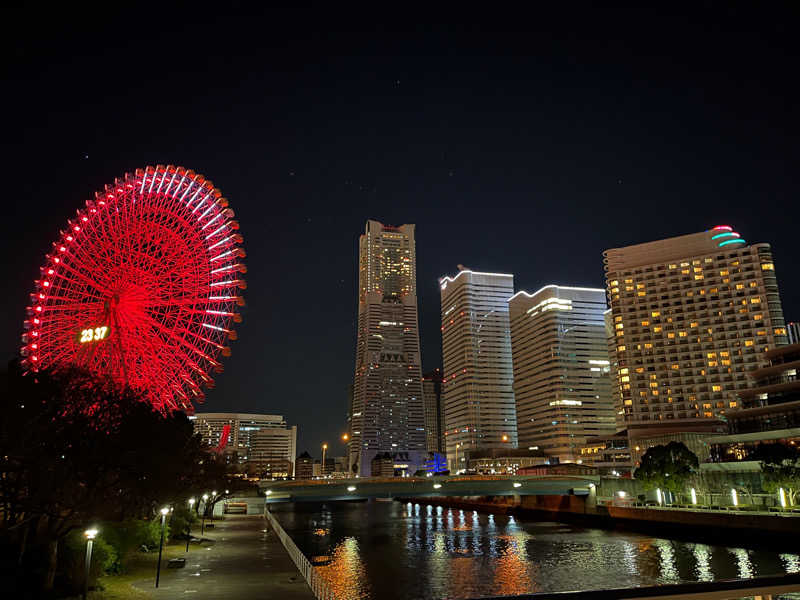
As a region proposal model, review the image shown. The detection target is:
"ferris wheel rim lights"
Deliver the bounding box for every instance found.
[20,165,245,412]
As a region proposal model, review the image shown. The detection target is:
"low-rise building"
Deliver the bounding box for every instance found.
[467,448,548,475]
[580,431,633,475]
[295,451,314,480]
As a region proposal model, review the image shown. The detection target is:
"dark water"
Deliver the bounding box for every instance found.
[272,500,800,600]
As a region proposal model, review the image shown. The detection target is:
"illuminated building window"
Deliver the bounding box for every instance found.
[615,323,624,330]
[749,281,758,287]
[651,311,661,317]
[635,367,644,374]
[678,331,687,337]
[667,332,675,339]
[695,274,704,280]
[735,283,745,290]
[761,263,774,271]
[680,262,689,267]
[644,343,653,349]
[654,326,662,333]
[750,297,761,304]
[641,320,650,326]
[719,270,729,276]
[637,291,646,297]
[620,375,630,383]
[757,330,767,336]
[610,280,619,286]
[669,263,677,269]
[744,340,754,347]
[729,401,737,408]
[712,385,722,392]
[615,315,622,322]
[775,328,787,335]
[754,314,763,321]
[690,321,698,328]
[671,364,679,370]
[617,345,626,352]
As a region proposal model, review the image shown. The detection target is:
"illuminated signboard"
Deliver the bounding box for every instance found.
[78,325,110,343]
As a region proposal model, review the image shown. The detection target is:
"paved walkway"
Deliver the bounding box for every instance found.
[136,515,315,599]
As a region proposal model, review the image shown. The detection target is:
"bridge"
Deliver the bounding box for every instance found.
[260,474,599,503]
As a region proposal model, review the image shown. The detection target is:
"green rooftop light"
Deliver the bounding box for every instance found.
[718,239,746,247]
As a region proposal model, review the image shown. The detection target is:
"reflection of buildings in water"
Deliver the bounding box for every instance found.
[655,540,679,582]
[492,534,534,596]
[621,541,638,575]
[780,553,800,573]
[692,544,714,582]
[728,548,754,579]
[318,536,370,600]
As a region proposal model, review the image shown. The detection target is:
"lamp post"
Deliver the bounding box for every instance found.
[83,528,98,600]
[186,498,195,552]
[201,494,208,534]
[322,443,328,478]
[210,491,217,523]
[155,507,169,588]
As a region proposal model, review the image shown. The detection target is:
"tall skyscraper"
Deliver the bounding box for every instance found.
[509,285,616,462]
[604,226,789,433]
[349,221,425,476]
[439,268,517,472]
[422,368,445,454]
[788,322,800,345]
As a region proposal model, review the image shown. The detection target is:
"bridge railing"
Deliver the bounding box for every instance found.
[264,508,335,600]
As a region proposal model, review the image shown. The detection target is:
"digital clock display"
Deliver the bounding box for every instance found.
[78,325,110,343]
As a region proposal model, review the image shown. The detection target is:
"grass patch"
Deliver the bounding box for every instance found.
[88,542,196,599]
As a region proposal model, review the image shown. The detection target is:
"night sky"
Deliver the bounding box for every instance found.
[3,4,799,458]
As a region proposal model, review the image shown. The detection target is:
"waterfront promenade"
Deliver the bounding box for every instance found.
[135,515,314,600]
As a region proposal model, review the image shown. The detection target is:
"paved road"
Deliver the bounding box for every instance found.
[136,514,315,599]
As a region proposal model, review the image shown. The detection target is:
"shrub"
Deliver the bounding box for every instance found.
[60,529,117,592]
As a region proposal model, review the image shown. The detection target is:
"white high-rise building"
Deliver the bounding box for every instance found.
[439,268,517,472]
[788,322,800,345]
[349,221,425,476]
[604,225,789,432]
[509,285,616,462]
[191,413,297,477]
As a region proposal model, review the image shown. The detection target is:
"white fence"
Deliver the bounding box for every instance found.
[264,508,336,600]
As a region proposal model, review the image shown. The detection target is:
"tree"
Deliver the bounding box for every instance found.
[751,442,800,506]
[0,363,220,592]
[634,442,699,499]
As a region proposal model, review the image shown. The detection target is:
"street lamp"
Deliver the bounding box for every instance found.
[201,494,209,535]
[83,528,98,600]
[186,498,196,552]
[342,433,349,442]
[322,443,328,478]
[155,507,169,588]
[210,491,217,523]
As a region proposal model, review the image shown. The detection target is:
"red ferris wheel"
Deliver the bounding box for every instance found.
[20,165,246,412]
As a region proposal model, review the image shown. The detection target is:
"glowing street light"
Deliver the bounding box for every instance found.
[322,443,328,477]
[513,482,522,489]
[433,483,442,490]
[83,528,98,600]
[342,433,349,442]
[155,507,169,588]
[186,498,196,552]
[347,486,356,492]
[210,491,218,523]
[201,494,209,535]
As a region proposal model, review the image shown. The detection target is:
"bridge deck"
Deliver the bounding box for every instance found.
[261,474,598,503]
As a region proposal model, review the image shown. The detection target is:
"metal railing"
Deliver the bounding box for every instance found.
[264,508,336,600]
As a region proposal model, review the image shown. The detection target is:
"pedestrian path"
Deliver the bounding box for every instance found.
[136,514,315,599]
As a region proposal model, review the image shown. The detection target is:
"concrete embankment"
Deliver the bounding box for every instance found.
[403,494,800,547]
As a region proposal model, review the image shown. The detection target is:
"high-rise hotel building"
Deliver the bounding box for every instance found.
[439,269,517,471]
[349,221,426,476]
[509,285,616,462]
[604,226,788,432]
[422,369,445,455]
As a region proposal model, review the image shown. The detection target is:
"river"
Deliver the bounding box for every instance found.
[271,500,800,599]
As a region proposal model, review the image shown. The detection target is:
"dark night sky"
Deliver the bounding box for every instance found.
[2,3,799,458]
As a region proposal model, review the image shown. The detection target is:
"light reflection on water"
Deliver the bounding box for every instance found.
[272,501,800,600]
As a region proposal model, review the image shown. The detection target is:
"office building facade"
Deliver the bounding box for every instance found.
[349,221,426,476]
[439,269,517,472]
[604,226,789,433]
[423,368,445,454]
[191,412,297,477]
[788,322,800,345]
[509,285,616,462]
